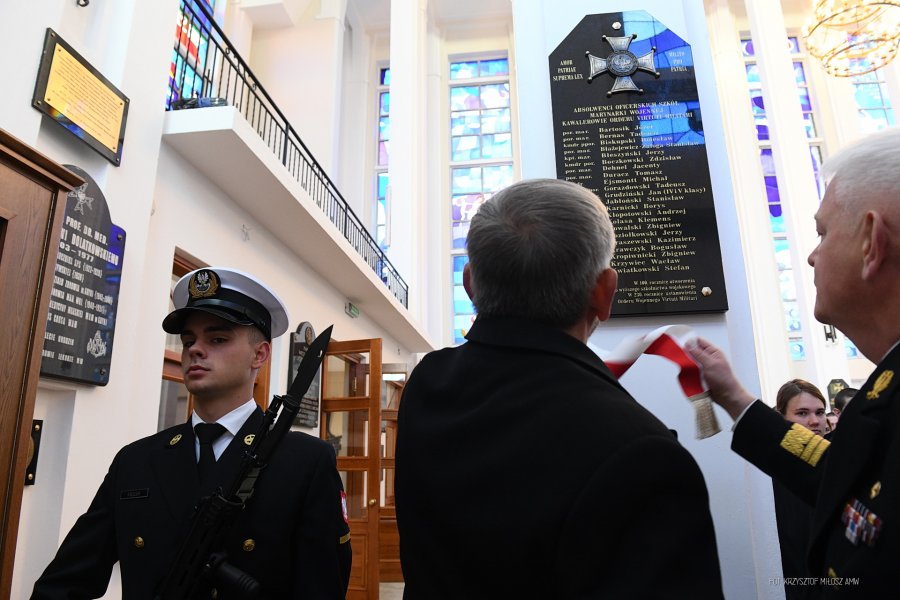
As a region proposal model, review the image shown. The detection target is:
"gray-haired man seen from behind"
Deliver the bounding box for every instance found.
[395,178,723,599]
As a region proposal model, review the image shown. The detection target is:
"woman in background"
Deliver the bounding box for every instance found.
[772,379,828,599]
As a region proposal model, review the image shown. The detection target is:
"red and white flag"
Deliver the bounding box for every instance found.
[591,325,721,439]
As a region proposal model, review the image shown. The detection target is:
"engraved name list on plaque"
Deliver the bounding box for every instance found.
[549,11,728,316]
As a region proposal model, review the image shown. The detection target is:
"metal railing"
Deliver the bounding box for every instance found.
[167,0,408,307]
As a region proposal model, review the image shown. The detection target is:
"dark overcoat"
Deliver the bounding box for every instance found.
[32,408,351,599]
[733,343,900,597]
[395,317,723,599]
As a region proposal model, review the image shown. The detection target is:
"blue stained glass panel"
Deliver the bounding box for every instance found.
[482,164,513,191]
[773,239,791,269]
[452,222,470,249]
[380,68,391,86]
[482,108,510,133]
[377,172,389,198]
[378,141,389,166]
[451,111,481,135]
[451,87,481,111]
[793,62,808,85]
[755,116,770,141]
[768,203,782,217]
[745,64,761,84]
[802,113,817,138]
[787,37,800,54]
[741,39,755,57]
[450,61,479,80]
[481,133,512,159]
[797,87,812,112]
[454,285,475,313]
[451,168,482,194]
[770,214,786,233]
[380,92,390,115]
[784,301,802,332]
[789,341,806,361]
[779,270,797,301]
[451,194,486,223]
[480,84,510,109]
[749,89,766,115]
[379,117,390,141]
[759,148,776,174]
[452,136,481,161]
[854,83,883,109]
[452,255,469,284]
[479,58,509,77]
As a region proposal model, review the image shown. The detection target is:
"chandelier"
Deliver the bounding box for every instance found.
[803,0,900,77]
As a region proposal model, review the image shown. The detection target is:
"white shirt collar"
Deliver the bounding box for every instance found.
[190,398,257,435]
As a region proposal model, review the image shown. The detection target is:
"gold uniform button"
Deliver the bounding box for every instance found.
[870,481,882,499]
[242,538,256,552]
[134,536,145,549]
[827,567,837,578]
[169,434,182,446]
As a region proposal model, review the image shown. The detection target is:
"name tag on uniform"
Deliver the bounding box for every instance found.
[120,488,150,500]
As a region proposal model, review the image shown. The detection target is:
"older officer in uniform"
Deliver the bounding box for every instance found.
[32,267,351,599]
[689,127,900,596]
[395,179,723,599]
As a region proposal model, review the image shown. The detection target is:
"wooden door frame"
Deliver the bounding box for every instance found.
[0,129,83,596]
[320,339,382,600]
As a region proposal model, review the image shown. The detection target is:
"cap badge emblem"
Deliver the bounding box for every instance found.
[188,270,220,299]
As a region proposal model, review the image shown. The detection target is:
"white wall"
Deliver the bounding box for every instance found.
[511,1,782,597]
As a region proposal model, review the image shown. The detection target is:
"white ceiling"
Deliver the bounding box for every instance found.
[347,0,512,31]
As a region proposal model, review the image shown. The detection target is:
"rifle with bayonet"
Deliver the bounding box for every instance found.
[154,325,333,600]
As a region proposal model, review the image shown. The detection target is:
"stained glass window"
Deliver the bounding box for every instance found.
[449,57,513,343]
[849,59,895,134]
[742,34,824,360]
[375,67,390,250]
[168,0,216,108]
[449,82,512,161]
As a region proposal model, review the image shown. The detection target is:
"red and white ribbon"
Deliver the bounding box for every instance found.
[592,325,721,439]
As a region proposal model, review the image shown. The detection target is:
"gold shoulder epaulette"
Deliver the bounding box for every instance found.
[780,423,830,467]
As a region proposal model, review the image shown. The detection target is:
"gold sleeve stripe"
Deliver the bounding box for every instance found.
[339,533,351,545]
[779,424,831,467]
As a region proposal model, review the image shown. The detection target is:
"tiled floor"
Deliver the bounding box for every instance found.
[380,582,405,599]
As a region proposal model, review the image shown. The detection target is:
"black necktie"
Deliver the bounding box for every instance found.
[195,422,226,483]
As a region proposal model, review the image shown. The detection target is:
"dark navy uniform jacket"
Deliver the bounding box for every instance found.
[733,343,900,597]
[32,408,351,599]
[395,317,723,599]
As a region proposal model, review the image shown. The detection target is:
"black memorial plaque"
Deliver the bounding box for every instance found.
[549,11,728,316]
[40,165,126,385]
[288,322,321,429]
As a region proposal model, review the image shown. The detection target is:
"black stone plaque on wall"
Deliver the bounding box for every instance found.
[40,165,126,385]
[549,11,728,316]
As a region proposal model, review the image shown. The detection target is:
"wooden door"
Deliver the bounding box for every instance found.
[0,130,82,596]
[320,339,382,600]
[378,364,406,583]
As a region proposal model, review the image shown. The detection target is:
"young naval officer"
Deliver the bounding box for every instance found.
[689,127,900,596]
[32,267,351,599]
[395,179,724,599]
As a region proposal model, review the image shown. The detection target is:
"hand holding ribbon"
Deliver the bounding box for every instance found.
[592,325,721,439]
